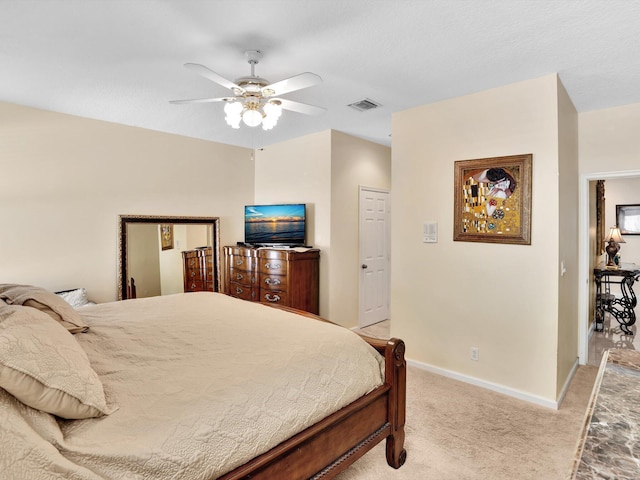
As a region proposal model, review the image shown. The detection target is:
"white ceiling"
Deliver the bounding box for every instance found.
[2,0,640,150]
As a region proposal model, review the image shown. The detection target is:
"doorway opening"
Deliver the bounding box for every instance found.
[579,171,640,365]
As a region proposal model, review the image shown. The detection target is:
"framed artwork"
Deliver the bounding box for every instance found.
[616,204,640,235]
[454,153,532,245]
[160,224,174,250]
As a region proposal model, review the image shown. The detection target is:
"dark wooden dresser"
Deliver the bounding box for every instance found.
[182,247,215,293]
[224,245,320,314]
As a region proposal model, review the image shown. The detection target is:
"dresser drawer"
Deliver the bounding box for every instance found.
[184,256,201,269]
[230,255,255,270]
[229,282,258,301]
[261,274,286,290]
[185,268,206,282]
[185,279,206,292]
[259,258,287,276]
[229,267,256,286]
[259,289,289,305]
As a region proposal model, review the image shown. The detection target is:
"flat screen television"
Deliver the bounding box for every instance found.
[244,203,307,246]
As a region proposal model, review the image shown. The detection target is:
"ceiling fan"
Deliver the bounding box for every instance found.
[170,50,325,130]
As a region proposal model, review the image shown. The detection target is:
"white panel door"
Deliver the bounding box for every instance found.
[359,187,390,328]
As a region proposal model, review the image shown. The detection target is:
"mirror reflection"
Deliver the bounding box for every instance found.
[118,215,220,300]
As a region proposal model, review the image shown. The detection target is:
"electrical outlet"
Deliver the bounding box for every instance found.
[470,347,479,361]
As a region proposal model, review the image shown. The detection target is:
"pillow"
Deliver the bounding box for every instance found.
[0,304,116,419]
[56,287,89,309]
[0,284,89,333]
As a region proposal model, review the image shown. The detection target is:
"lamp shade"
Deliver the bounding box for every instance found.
[604,226,624,266]
[605,226,625,244]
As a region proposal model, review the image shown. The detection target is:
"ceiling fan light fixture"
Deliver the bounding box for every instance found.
[172,50,324,132]
[262,100,282,130]
[225,115,241,129]
[242,108,263,127]
[224,101,242,128]
[264,100,282,117]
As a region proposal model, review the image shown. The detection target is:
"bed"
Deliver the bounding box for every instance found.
[0,286,406,479]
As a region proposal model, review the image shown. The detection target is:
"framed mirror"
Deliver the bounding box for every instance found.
[118,215,221,300]
[616,204,640,235]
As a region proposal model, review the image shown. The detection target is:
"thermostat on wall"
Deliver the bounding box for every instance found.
[423,222,437,243]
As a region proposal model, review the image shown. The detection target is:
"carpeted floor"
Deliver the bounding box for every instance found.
[336,364,598,480]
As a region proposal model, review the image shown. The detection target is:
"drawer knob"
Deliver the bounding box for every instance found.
[236,273,244,280]
[236,259,244,266]
[235,286,244,294]
[265,277,281,286]
[265,262,281,270]
[191,271,196,277]
[264,293,281,303]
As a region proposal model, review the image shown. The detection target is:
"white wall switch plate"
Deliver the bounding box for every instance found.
[423,222,437,243]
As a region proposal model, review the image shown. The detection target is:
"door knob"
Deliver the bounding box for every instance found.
[361,264,368,269]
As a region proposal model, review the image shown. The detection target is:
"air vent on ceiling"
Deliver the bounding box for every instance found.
[347,98,382,112]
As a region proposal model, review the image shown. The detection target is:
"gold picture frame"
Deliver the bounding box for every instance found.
[454,154,532,245]
[160,224,174,250]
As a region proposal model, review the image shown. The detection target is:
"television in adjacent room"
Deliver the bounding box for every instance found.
[244,204,307,246]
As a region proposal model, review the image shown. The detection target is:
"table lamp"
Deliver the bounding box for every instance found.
[604,226,625,267]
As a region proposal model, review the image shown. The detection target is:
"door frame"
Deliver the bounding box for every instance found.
[578,169,640,364]
[358,186,391,328]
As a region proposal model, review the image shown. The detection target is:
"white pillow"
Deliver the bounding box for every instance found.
[56,287,89,309]
[0,304,116,419]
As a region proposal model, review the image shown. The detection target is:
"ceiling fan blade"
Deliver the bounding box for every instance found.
[263,72,322,97]
[277,98,326,116]
[184,63,244,94]
[170,97,235,105]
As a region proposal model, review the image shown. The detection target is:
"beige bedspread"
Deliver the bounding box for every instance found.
[0,292,384,479]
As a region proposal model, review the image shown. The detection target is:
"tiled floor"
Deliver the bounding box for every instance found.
[588,312,639,366]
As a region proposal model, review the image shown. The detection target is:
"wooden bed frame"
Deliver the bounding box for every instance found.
[218,306,407,479]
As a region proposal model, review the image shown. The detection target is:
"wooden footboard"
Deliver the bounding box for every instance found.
[217,307,406,480]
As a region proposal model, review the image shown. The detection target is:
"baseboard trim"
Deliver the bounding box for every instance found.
[556,358,580,408]
[406,358,560,409]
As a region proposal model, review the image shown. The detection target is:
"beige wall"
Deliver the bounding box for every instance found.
[254,130,391,326]
[128,223,162,298]
[391,75,564,402]
[330,131,391,327]
[159,225,188,296]
[0,101,253,302]
[580,103,640,175]
[556,78,580,395]
[254,130,332,315]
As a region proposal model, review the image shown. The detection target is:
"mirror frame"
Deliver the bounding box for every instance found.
[118,214,221,300]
